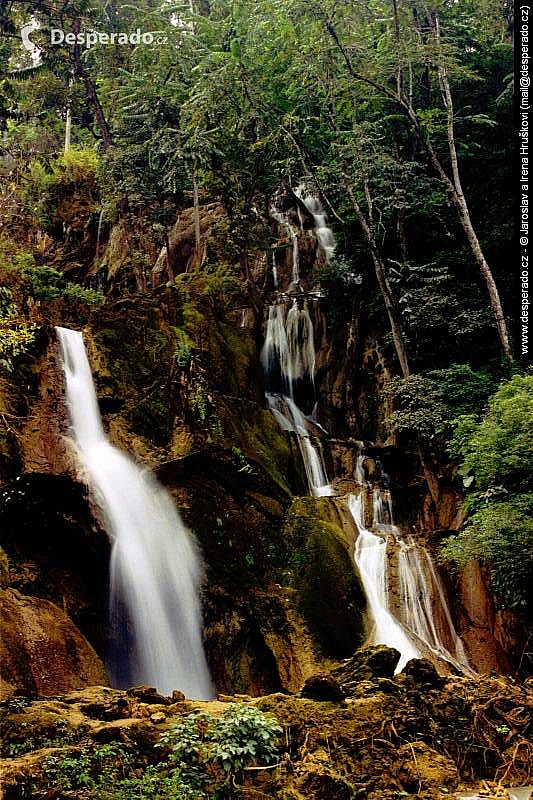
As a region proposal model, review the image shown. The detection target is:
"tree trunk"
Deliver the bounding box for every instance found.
[343,174,411,379]
[324,13,513,363]
[72,20,113,149]
[431,12,512,362]
[192,160,201,259]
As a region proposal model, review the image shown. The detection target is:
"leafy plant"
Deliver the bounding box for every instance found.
[231,446,255,475]
[62,283,104,305]
[159,704,282,793]
[0,287,37,371]
[173,327,194,368]
[384,374,448,441]
[441,374,533,615]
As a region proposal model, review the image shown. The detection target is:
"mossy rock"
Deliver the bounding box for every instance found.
[283,498,366,658]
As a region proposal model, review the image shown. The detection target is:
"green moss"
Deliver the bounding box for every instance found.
[218,399,292,496]
[283,498,366,658]
[91,303,175,448]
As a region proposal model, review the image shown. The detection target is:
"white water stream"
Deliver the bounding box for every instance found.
[349,490,471,674]
[349,493,419,672]
[56,327,213,698]
[294,185,336,262]
[271,208,300,284]
[261,302,333,497]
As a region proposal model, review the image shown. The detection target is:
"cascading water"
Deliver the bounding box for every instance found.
[396,536,470,671]
[56,327,213,699]
[270,208,300,284]
[349,486,471,674]
[294,185,336,263]
[349,493,419,672]
[354,441,366,486]
[261,301,333,497]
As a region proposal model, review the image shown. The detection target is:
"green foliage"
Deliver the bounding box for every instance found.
[441,495,533,612]
[0,287,37,371]
[99,765,204,800]
[3,718,85,757]
[231,446,255,475]
[451,374,533,491]
[38,706,280,800]
[385,374,449,442]
[21,265,103,305]
[385,365,498,443]
[62,282,104,305]
[426,364,497,418]
[173,327,194,368]
[21,147,100,231]
[159,704,282,792]
[442,374,533,614]
[23,265,62,300]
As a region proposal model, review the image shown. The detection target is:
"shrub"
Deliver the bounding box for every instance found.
[0,287,37,371]
[441,374,533,615]
[159,704,282,792]
[39,706,282,799]
[63,282,104,305]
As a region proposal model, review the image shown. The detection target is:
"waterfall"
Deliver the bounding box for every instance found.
[261,302,333,497]
[56,327,213,699]
[396,536,470,671]
[271,252,278,289]
[270,208,300,284]
[349,493,419,672]
[354,441,365,486]
[95,207,105,261]
[349,489,471,674]
[294,185,336,263]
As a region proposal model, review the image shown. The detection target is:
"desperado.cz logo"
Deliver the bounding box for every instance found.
[21,20,167,52]
[20,19,41,54]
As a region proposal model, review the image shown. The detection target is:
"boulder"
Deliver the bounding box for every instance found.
[0,589,108,698]
[332,645,400,694]
[300,674,345,702]
[402,658,445,689]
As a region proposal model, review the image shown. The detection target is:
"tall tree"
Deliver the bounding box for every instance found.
[322,0,512,361]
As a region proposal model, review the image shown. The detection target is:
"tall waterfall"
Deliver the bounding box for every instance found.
[261,301,333,497]
[56,327,213,699]
[349,488,471,674]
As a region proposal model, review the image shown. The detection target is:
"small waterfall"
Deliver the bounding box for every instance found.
[261,302,333,497]
[56,327,213,699]
[272,252,278,289]
[349,493,420,672]
[271,208,300,283]
[397,536,470,671]
[349,488,471,674]
[372,487,394,527]
[294,185,336,263]
[354,442,365,486]
[95,208,105,261]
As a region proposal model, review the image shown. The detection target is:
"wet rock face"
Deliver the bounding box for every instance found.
[401,658,445,689]
[456,559,512,675]
[0,473,110,655]
[0,589,109,698]
[282,497,367,659]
